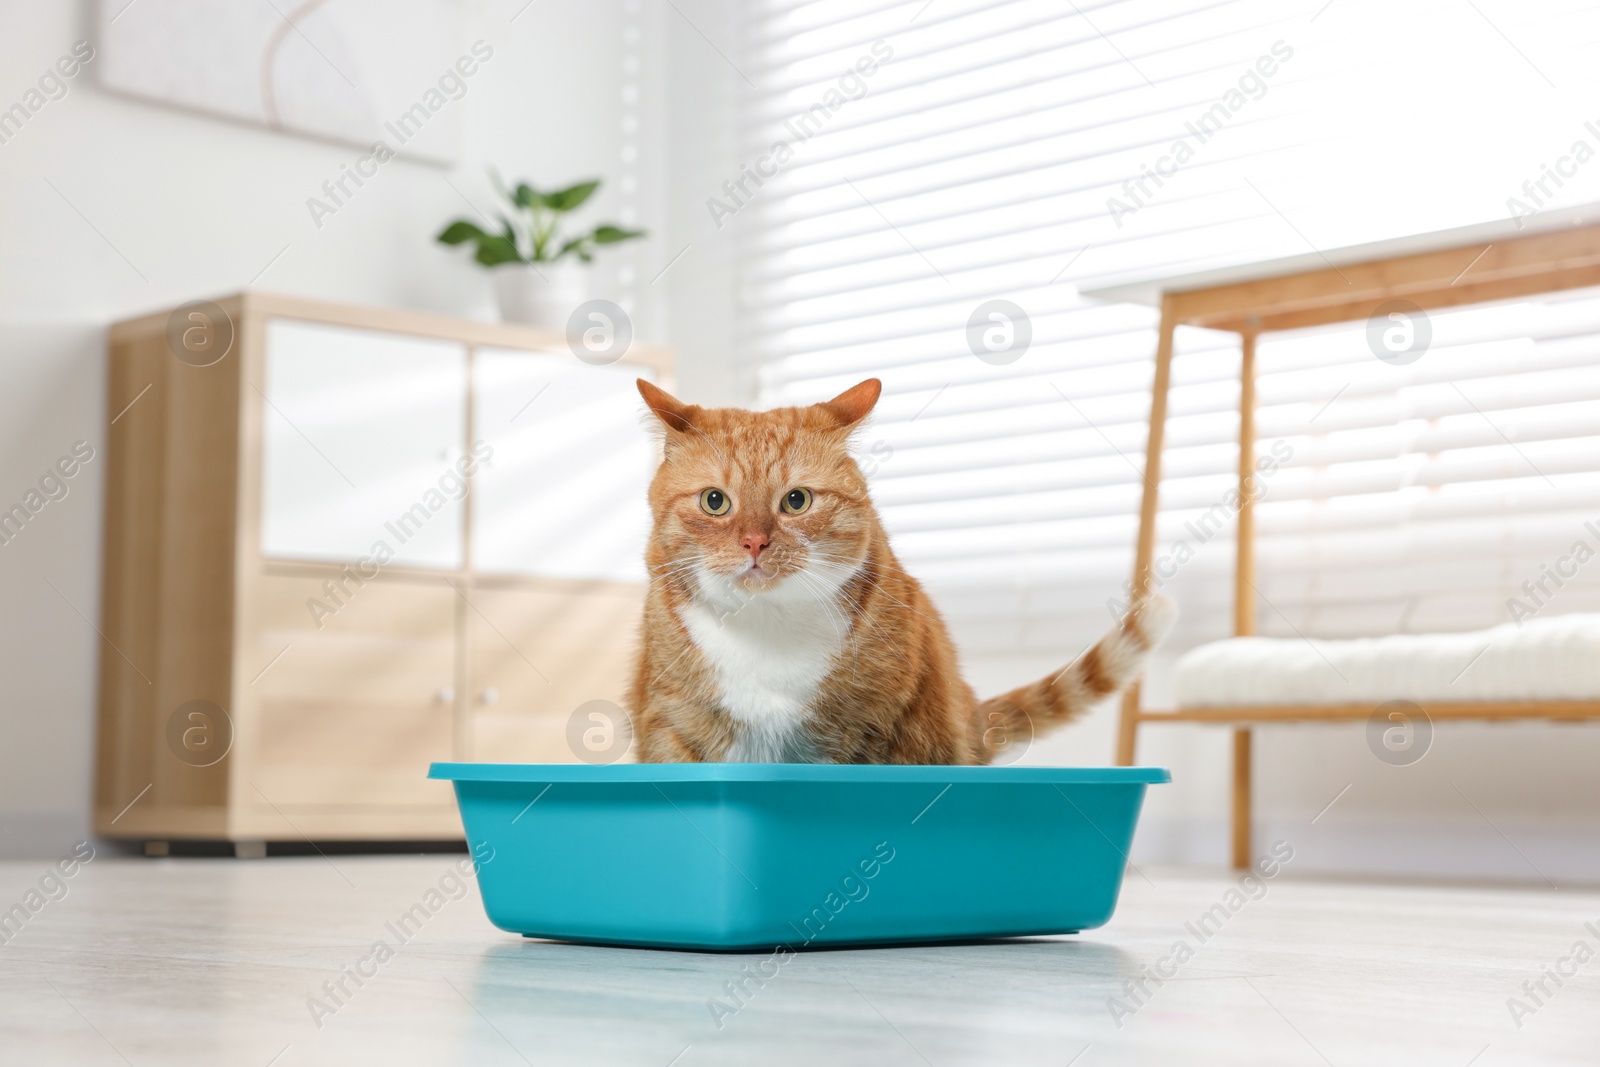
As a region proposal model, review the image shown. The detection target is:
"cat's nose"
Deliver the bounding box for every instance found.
[741,532,769,561]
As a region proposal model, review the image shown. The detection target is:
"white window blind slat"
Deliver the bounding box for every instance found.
[738,0,1600,654]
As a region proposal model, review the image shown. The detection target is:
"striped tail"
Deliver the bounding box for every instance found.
[974,595,1177,763]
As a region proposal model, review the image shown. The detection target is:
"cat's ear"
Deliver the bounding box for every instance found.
[820,378,881,427]
[637,379,700,434]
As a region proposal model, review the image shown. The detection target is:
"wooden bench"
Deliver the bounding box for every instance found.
[1086,208,1600,867]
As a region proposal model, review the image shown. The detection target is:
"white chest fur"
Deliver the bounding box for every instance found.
[680,566,856,762]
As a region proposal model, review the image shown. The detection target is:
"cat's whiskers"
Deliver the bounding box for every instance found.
[807,548,937,623]
[792,559,913,675]
[651,555,706,581]
[652,554,712,596]
[790,567,875,685]
[646,557,719,686]
[814,559,918,672]
[807,569,883,679]
[788,567,853,647]
[653,551,709,573]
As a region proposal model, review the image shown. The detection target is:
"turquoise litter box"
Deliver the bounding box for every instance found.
[429,762,1168,951]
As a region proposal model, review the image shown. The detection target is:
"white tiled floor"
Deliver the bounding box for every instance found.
[0,854,1594,1065]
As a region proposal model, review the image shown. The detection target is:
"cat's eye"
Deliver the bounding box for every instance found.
[780,488,813,515]
[699,488,730,516]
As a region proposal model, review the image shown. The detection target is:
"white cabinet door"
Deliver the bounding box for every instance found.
[471,349,656,581]
[261,319,468,569]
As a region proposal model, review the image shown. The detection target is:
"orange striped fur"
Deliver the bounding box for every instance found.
[629,378,1176,764]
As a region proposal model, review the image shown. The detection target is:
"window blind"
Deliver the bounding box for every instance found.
[735,0,1600,661]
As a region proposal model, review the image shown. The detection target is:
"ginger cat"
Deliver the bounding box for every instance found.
[629,377,1176,764]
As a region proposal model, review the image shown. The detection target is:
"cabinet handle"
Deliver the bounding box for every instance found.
[480,687,500,705]
[436,687,456,704]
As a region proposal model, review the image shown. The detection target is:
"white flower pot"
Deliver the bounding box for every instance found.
[491,261,585,332]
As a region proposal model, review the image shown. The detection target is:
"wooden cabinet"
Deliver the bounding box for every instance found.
[249,569,458,811]
[465,578,644,762]
[94,293,670,845]
[259,320,470,569]
[470,348,655,582]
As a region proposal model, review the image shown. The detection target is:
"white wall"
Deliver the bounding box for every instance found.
[0,322,105,855]
[0,0,748,856]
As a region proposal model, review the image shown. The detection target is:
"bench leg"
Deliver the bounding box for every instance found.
[1231,727,1252,868]
[1114,689,1140,766]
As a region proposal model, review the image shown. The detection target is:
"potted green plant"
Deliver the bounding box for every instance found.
[436,177,645,330]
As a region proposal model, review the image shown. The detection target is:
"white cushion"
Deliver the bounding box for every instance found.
[1171,613,1600,707]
